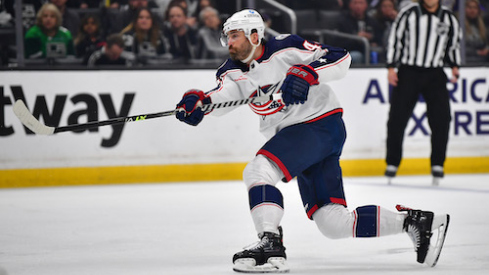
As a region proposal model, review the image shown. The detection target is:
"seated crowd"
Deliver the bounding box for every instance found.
[19,0,231,66]
[1,0,488,66]
[304,0,488,64]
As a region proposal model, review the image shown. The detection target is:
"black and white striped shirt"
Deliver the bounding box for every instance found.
[386,3,462,68]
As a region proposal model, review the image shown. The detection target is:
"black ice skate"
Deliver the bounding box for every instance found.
[233,226,289,273]
[397,205,450,267]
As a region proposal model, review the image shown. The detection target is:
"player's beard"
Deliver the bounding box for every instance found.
[229,41,253,62]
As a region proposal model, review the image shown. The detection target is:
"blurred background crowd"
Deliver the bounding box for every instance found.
[0,0,488,68]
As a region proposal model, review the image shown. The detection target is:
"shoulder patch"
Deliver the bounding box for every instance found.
[260,34,325,61]
[274,34,291,40]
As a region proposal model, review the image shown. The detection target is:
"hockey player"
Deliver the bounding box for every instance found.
[174,9,450,273]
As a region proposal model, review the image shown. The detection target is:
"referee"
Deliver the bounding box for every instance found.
[384,0,462,185]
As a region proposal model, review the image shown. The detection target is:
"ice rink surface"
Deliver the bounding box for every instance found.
[1,174,488,275]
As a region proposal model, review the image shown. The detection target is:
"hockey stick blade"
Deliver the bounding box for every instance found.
[13,100,55,135]
[13,94,282,135]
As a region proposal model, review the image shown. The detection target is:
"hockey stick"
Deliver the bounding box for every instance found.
[13,93,282,135]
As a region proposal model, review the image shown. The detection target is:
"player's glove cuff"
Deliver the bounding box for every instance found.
[281,64,319,106]
[176,89,211,126]
[176,89,211,112]
[286,64,319,86]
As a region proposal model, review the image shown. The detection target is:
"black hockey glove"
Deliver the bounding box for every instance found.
[281,64,319,106]
[176,89,211,126]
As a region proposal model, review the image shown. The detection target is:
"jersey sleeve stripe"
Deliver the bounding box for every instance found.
[312,53,351,71]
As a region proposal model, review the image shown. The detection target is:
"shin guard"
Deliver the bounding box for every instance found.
[353,205,404,238]
[249,185,284,234]
[353,205,379,237]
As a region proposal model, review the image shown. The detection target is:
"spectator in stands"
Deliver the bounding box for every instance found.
[87,33,135,66]
[49,0,81,37]
[117,0,157,32]
[75,13,105,64]
[20,0,45,31]
[197,0,213,11]
[169,0,201,18]
[120,7,169,64]
[373,0,398,62]
[163,4,198,61]
[338,0,382,63]
[196,6,227,59]
[165,0,197,28]
[154,0,203,20]
[106,0,158,35]
[463,0,489,63]
[24,3,75,59]
[192,0,214,23]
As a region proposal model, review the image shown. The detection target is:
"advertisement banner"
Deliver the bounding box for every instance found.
[330,67,489,160]
[1,68,488,170]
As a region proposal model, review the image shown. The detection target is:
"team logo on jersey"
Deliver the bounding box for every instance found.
[436,22,449,36]
[248,83,285,116]
[275,34,291,40]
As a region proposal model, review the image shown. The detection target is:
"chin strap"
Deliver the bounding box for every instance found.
[240,39,260,64]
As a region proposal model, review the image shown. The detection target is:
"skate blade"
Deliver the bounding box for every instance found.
[233,257,290,273]
[424,214,450,267]
[432,177,441,186]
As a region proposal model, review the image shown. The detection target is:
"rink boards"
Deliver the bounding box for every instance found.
[1,67,488,187]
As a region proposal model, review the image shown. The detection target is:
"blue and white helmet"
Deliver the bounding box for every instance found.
[220,9,265,47]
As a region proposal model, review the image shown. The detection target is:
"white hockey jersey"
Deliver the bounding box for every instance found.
[207,34,351,139]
